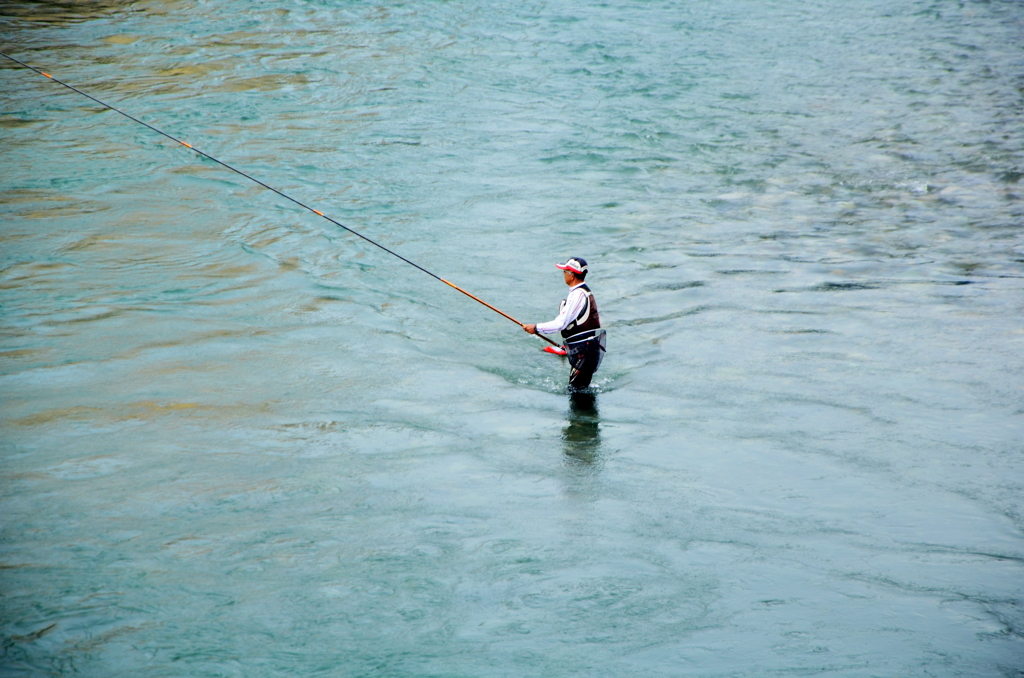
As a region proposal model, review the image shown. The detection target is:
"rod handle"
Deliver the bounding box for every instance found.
[440,279,559,347]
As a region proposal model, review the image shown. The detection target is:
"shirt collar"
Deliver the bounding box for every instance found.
[568,282,587,291]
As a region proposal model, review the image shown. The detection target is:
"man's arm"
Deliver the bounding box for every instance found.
[529,288,587,335]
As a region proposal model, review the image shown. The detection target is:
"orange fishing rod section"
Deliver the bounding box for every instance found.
[0,51,559,348]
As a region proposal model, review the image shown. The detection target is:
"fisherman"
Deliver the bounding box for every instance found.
[524,257,606,390]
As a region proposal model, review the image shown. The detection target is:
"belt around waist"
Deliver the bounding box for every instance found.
[564,328,603,345]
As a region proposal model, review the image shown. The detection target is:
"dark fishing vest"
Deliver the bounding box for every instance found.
[561,284,601,340]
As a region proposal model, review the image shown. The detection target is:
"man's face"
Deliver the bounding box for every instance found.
[563,269,576,285]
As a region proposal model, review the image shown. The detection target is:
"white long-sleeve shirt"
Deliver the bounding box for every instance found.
[536,283,590,335]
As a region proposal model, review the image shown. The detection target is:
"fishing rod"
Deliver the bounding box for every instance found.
[0,51,560,348]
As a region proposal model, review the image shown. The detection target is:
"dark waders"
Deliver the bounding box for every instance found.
[565,329,606,390]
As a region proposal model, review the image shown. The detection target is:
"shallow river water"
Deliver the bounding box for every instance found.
[2,1,1023,676]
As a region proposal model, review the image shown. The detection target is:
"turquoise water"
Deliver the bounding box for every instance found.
[2,1,1023,675]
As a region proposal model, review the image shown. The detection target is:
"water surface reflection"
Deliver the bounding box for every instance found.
[562,392,601,468]
[0,1,127,26]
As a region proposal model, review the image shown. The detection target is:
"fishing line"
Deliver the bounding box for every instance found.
[0,51,560,347]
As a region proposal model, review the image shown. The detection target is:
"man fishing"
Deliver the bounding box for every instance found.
[524,257,606,390]
[2,54,607,387]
